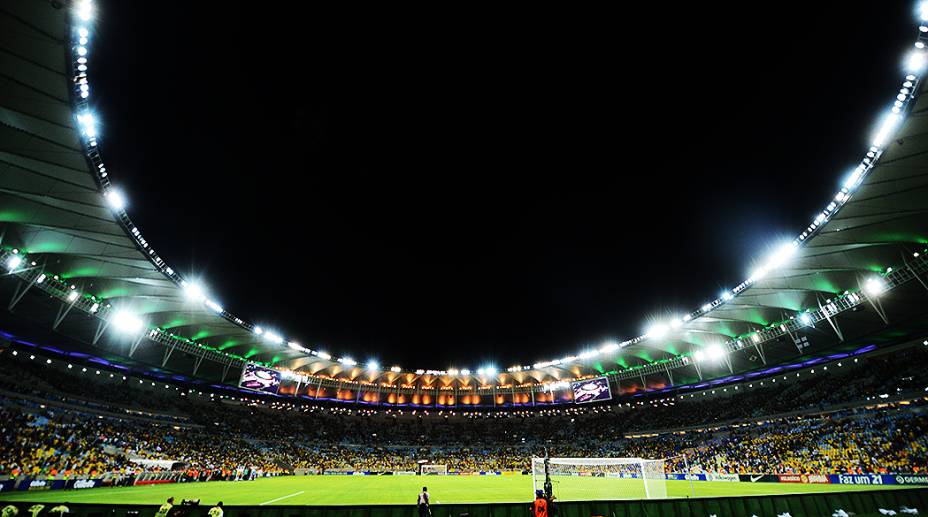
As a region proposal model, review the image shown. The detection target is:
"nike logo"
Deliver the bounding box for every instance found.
[751,475,763,482]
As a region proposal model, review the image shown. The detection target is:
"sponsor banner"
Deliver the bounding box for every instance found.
[830,474,884,486]
[778,474,830,484]
[893,475,928,485]
[394,471,416,476]
[739,474,780,483]
[478,472,501,476]
[69,479,102,489]
[0,480,15,493]
[706,473,740,483]
[666,473,707,482]
[778,475,805,483]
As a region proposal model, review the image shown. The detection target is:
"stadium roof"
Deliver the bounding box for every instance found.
[1,0,928,393]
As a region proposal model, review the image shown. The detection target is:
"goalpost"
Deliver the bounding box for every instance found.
[531,457,667,501]
[420,464,448,475]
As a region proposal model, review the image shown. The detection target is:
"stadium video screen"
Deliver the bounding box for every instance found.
[571,377,611,404]
[238,363,282,394]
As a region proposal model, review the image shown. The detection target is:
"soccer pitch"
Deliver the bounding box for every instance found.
[0,476,916,506]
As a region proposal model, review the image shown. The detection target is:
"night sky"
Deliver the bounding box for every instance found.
[87,2,916,370]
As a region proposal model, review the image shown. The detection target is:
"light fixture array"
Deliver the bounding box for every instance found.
[57,0,928,383]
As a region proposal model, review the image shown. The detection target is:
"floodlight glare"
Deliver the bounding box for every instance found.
[460,369,471,376]
[864,277,886,296]
[646,323,669,339]
[67,291,79,302]
[5,255,22,271]
[693,350,706,362]
[872,112,901,147]
[367,360,379,371]
[390,366,402,373]
[184,283,206,301]
[707,344,725,361]
[799,313,813,326]
[907,50,928,73]
[105,190,126,210]
[111,310,143,333]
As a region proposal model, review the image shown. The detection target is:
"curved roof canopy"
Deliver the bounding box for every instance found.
[1,0,928,393]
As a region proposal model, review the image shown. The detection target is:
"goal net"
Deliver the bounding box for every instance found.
[420,464,448,475]
[531,457,667,501]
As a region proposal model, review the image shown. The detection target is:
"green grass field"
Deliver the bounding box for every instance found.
[0,475,917,506]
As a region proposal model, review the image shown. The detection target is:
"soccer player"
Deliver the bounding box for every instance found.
[416,486,430,517]
[208,502,223,517]
[154,498,174,517]
[532,490,548,517]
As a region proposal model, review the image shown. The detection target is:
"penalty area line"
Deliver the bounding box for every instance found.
[259,490,305,506]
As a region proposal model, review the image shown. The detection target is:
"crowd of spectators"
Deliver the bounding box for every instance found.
[0,346,926,480]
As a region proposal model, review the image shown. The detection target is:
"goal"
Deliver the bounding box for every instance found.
[420,464,448,475]
[531,457,667,501]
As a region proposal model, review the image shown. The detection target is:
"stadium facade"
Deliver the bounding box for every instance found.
[1,0,928,410]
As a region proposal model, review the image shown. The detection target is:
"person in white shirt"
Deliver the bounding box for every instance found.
[417,487,430,517]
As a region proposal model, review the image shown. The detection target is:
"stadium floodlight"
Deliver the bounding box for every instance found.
[75,0,93,21]
[645,323,669,339]
[701,303,712,312]
[864,277,886,296]
[67,290,79,302]
[105,189,126,210]
[477,368,485,375]
[339,357,357,366]
[706,344,725,361]
[264,331,283,344]
[669,318,683,329]
[89,302,99,313]
[366,360,379,371]
[5,255,22,271]
[36,273,46,284]
[111,310,143,333]
[873,112,902,148]
[205,299,223,313]
[390,366,401,373]
[485,366,498,376]
[767,242,798,270]
[460,368,471,376]
[599,341,620,353]
[799,312,813,326]
[907,50,928,73]
[316,351,331,360]
[692,350,706,362]
[253,326,264,335]
[447,368,459,376]
[721,290,733,301]
[184,282,206,301]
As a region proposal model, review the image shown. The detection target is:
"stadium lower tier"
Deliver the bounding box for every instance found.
[1,344,927,500]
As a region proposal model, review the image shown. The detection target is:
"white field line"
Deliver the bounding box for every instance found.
[258,490,305,506]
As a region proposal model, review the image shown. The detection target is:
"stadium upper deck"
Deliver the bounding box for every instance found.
[1,0,928,403]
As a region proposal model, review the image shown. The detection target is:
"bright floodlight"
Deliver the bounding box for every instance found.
[5,255,22,271]
[693,350,706,362]
[67,290,79,302]
[721,291,733,301]
[76,0,93,21]
[390,366,402,373]
[367,360,379,371]
[184,282,206,301]
[600,341,620,353]
[767,243,797,269]
[205,299,223,313]
[873,112,901,147]
[111,310,143,333]
[105,190,125,210]
[799,313,813,326]
[253,326,264,335]
[646,323,669,339]
[670,318,683,329]
[707,344,725,361]
[460,368,471,376]
[864,277,886,296]
[907,50,928,73]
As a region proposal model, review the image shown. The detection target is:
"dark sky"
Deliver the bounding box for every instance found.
[88,2,916,369]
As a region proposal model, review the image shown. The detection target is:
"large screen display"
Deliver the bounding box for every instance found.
[571,376,612,404]
[238,363,282,394]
